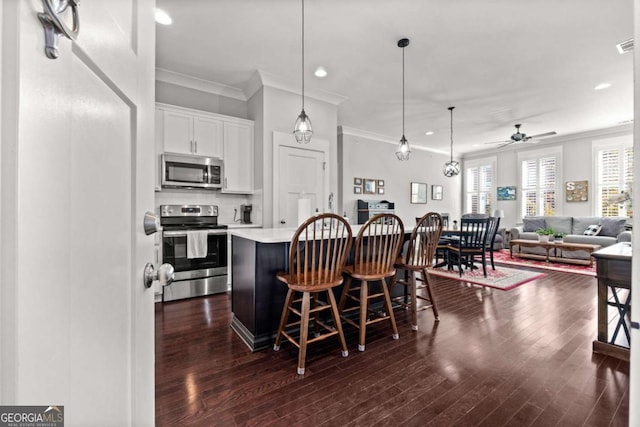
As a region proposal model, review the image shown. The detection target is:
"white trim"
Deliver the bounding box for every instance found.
[339,125,452,156]
[245,69,348,106]
[517,146,564,218]
[156,68,247,101]
[463,156,497,214]
[592,135,633,216]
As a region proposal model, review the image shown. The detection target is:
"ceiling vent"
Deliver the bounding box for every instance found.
[616,38,634,54]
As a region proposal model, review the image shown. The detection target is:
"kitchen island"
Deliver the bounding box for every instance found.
[231,225,414,351]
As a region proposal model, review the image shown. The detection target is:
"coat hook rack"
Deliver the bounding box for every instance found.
[37,0,80,59]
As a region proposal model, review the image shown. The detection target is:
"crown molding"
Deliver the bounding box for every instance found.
[339,125,452,157]
[244,69,348,105]
[155,68,246,101]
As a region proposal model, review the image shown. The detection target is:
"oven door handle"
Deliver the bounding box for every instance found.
[163,230,228,237]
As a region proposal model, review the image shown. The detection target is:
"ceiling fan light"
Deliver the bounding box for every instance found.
[294,109,313,143]
[396,135,411,161]
[443,160,460,177]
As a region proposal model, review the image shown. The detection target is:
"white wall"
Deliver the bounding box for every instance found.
[463,124,632,228]
[339,132,462,226]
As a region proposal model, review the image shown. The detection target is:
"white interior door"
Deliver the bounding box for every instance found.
[272,132,330,229]
[0,1,155,426]
[275,145,326,228]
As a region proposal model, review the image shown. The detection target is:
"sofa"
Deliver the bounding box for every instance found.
[509,216,631,261]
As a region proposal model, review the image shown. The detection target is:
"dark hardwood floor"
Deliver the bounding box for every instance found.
[155,268,629,426]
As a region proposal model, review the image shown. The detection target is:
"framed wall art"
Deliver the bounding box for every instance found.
[410,182,427,204]
[566,180,588,202]
[431,185,443,200]
[354,186,362,194]
[363,179,377,195]
[497,186,517,201]
[354,177,362,185]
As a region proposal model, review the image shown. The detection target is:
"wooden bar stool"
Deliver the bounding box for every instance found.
[273,213,352,375]
[338,213,405,351]
[391,212,443,330]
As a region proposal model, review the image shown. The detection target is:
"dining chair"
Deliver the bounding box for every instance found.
[485,216,501,270]
[446,215,490,277]
[338,213,405,351]
[391,212,443,330]
[273,213,352,375]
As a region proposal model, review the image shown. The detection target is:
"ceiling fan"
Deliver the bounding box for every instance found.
[485,124,557,147]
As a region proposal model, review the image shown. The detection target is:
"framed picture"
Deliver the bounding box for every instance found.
[431,185,443,200]
[363,179,377,195]
[497,186,517,201]
[354,177,362,185]
[410,182,427,204]
[378,188,385,195]
[378,180,385,187]
[566,180,588,202]
[354,186,362,194]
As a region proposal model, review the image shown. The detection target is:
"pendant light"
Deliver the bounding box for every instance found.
[443,106,460,177]
[293,0,313,143]
[395,38,411,161]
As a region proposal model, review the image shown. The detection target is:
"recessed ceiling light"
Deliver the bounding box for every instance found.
[594,82,612,91]
[425,131,434,136]
[314,66,327,78]
[155,8,172,25]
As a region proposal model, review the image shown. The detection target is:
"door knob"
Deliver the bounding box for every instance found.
[143,263,174,289]
[143,211,161,235]
[280,219,286,224]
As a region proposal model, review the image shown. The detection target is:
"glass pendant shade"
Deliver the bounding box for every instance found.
[293,0,312,144]
[396,38,410,161]
[396,135,411,161]
[443,106,460,177]
[294,109,313,143]
[443,160,460,177]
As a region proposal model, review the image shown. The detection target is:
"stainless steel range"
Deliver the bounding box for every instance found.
[160,204,228,302]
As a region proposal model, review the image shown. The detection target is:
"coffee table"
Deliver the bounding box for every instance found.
[508,239,601,266]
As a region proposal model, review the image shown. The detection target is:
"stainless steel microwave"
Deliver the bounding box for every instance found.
[162,153,223,190]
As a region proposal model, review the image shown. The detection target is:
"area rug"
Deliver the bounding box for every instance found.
[492,250,596,276]
[428,265,545,291]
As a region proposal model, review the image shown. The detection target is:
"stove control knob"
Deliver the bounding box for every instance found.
[208,207,213,214]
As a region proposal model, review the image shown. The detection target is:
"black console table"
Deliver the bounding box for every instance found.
[591,243,632,361]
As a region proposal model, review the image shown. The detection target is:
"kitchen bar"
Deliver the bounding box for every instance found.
[229,225,415,351]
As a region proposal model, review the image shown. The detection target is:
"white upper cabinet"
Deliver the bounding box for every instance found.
[156,103,254,194]
[160,106,223,157]
[223,121,254,194]
[193,116,223,158]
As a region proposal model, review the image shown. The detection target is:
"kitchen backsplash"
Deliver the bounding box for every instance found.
[155,189,261,225]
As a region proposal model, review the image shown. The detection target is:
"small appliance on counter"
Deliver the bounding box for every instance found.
[160,204,228,302]
[357,199,395,224]
[240,204,252,224]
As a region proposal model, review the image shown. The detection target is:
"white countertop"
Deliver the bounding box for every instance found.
[230,224,374,243]
[223,223,262,229]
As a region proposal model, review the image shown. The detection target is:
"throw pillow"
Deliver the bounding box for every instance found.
[584,224,602,236]
[523,217,546,232]
[599,217,627,237]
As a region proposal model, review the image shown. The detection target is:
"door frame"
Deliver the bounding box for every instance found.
[272,131,330,228]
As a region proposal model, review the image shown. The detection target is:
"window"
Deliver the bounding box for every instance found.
[519,148,561,217]
[595,142,633,217]
[465,158,495,214]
